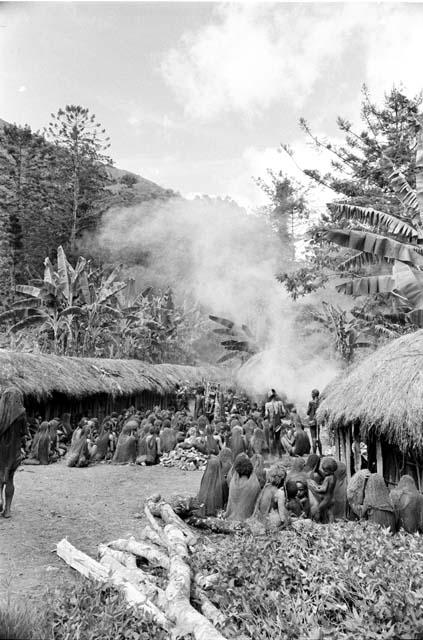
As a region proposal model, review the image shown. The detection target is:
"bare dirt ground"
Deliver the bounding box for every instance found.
[0,462,202,605]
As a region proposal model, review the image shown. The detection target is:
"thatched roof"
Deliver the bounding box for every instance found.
[0,349,231,401]
[317,330,423,452]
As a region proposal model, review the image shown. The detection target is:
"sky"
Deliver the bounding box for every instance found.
[2,1,423,209]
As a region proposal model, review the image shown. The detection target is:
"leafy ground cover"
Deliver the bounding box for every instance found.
[191,519,423,640]
[2,496,423,639]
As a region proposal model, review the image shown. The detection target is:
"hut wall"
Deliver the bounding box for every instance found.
[23,390,177,425]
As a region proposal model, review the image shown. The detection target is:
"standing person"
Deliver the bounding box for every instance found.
[307,389,322,456]
[0,388,27,518]
[264,390,286,457]
[193,385,205,420]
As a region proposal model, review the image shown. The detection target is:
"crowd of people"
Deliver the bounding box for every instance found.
[1,384,422,533]
[19,387,316,468]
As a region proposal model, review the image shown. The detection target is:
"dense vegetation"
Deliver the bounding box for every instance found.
[274,88,423,360]
[1,520,422,640]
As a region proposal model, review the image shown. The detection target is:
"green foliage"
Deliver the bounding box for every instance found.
[38,579,167,640]
[191,520,423,640]
[0,596,45,640]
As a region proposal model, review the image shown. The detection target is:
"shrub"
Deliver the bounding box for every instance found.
[191,519,423,639]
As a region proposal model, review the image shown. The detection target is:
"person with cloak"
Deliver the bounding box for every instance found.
[390,475,423,533]
[92,418,114,462]
[113,421,138,464]
[66,425,91,467]
[229,422,246,459]
[23,421,52,465]
[358,473,396,533]
[333,462,348,520]
[250,425,268,458]
[160,419,177,453]
[0,387,27,518]
[224,454,261,522]
[196,454,229,517]
[251,453,266,489]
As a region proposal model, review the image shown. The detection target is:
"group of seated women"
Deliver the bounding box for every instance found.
[196,450,423,534]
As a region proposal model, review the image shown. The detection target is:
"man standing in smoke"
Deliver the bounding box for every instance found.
[264,389,286,457]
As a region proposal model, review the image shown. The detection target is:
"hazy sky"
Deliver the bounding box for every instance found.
[2,2,423,207]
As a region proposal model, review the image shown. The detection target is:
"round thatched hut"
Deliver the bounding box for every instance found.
[317,330,423,489]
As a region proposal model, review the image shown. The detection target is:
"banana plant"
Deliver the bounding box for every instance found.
[209,315,259,364]
[323,114,423,325]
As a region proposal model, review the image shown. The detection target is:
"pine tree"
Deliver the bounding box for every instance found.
[46,105,112,255]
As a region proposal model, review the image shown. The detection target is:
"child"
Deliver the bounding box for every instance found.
[308,457,338,523]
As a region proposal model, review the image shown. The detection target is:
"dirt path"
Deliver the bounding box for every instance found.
[0,462,202,604]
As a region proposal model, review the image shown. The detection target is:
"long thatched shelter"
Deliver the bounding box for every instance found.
[0,349,232,420]
[317,330,423,488]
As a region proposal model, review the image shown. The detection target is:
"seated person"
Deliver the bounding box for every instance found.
[254,463,290,529]
[224,454,261,522]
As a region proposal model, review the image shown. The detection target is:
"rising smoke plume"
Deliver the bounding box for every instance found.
[94,195,339,411]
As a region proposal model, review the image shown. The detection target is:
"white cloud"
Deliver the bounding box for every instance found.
[161,3,423,121]
[18,85,26,92]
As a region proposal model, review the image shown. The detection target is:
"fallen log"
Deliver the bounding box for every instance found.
[56,539,170,630]
[146,497,198,546]
[186,515,247,534]
[98,545,137,569]
[193,585,226,628]
[98,546,165,606]
[107,537,170,570]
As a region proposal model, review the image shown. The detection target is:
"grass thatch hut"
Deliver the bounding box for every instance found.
[0,349,231,420]
[317,330,423,489]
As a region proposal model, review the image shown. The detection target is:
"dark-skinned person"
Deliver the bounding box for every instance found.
[307,389,322,456]
[308,457,338,523]
[224,453,261,522]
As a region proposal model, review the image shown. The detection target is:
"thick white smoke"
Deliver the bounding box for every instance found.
[95,195,340,411]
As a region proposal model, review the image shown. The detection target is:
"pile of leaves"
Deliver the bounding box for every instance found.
[190,519,423,640]
[159,447,208,471]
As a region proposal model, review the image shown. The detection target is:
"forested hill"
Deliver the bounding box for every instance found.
[0,111,177,305]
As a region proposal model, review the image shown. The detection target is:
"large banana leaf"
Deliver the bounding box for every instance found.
[328,202,421,241]
[388,169,420,216]
[15,284,41,298]
[209,315,235,329]
[392,261,423,309]
[11,297,42,310]
[336,275,395,296]
[217,352,238,364]
[325,229,423,266]
[9,313,47,333]
[338,252,387,271]
[213,328,237,336]
[0,308,25,322]
[104,264,123,288]
[416,115,423,225]
[97,281,127,305]
[78,270,91,304]
[408,308,423,327]
[59,306,86,318]
[43,257,56,286]
[57,246,71,303]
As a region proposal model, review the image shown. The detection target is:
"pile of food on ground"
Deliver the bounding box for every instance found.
[159,447,208,471]
[55,494,423,640]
